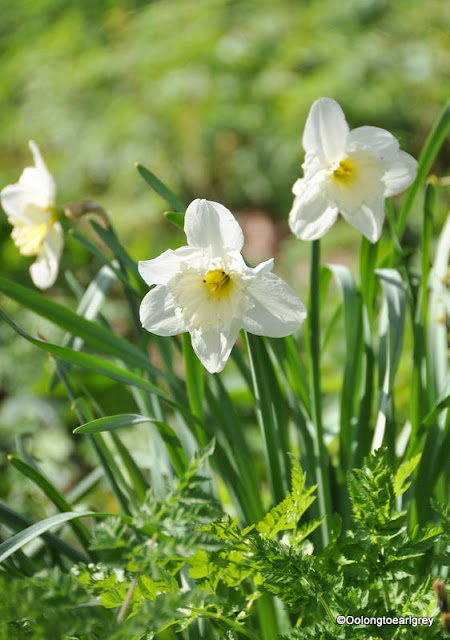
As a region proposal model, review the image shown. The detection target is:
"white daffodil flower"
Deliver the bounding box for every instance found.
[139,199,306,373]
[289,97,418,243]
[1,141,63,289]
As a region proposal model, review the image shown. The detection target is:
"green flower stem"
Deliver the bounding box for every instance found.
[354,238,378,465]
[245,332,286,505]
[307,240,332,548]
[182,334,206,434]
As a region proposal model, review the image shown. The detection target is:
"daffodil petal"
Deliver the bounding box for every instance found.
[29,224,63,289]
[29,253,57,290]
[249,258,274,276]
[1,142,55,218]
[382,150,417,197]
[1,186,47,224]
[184,199,244,253]
[302,97,349,164]
[140,286,188,336]
[347,126,400,164]
[21,142,55,208]
[138,246,201,286]
[289,183,338,241]
[190,322,241,373]
[243,273,307,337]
[341,195,385,243]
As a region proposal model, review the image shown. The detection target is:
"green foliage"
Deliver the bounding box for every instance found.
[0,438,448,639]
[0,0,448,250]
[189,451,448,639]
[0,16,449,637]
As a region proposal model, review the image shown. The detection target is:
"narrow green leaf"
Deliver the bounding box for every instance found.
[72,413,188,479]
[70,230,141,297]
[50,265,117,389]
[153,421,188,477]
[0,310,190,417]
[110,432,149,503]
[423,395,450,427]
[136,163,186,213]
[74,414,156,434]
[164,211,185,230]
[0,275,158,376]
[421,184,435,328]
[326,265,363,476]
[183,334,205,426]
[397,101,450,237]
[245,333,287,505]
[372,269,405,453]
[205,376,264,522]
[0,511,138,564]
[90,220,142,280]
[8,455,92,553]
[66,467,103,504]
[428,216,450,400]
[305,240,332,548]
[0,500,88,564]
[90,433,132,516]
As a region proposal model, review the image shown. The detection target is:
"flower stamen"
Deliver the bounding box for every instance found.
[10,209,59,257]
[203,269,234,298]
[332,157,356,184]
[11,222,48,256]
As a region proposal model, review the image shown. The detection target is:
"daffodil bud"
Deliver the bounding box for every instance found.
[63,200,110,226]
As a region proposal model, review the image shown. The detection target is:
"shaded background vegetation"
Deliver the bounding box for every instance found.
[0,0,449,512]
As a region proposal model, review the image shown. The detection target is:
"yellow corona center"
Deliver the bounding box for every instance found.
[10,210,58,257]
[332,157,357,184]
[11,222,49,256]
[203,269,234,299]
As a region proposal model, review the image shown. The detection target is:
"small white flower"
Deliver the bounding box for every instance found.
[1,141,63,289]
[92,570,105,581]
[114,568,126,582]
[139,199,306,373]
[289,98,418,243]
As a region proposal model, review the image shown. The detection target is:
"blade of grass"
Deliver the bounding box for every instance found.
[326,265,363,479]
[371,269,406,456]
[0,500,88,564]
[205,377,264,522]
[354,238,379,465]
[50,265,117,389]
[54,365,134,516]
[183,334,205,428]
[0,511,138,564]
[70,230,141,297]
[411,217,450,525]
[0,275,162,378]
[305,240,332,548]
[8,455,92,554]
[90,220,141,281]
[110,432,149,504]
[73,413,189,480]
[164,211,185,230]
[135,163,186,213]
[396,101,450,238]
[245,333,287,505]
[0,309,193,419]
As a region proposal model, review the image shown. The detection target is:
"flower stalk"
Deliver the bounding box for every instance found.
[308,240,332,548]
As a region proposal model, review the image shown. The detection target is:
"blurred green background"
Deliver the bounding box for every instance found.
[0,0,449,509]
